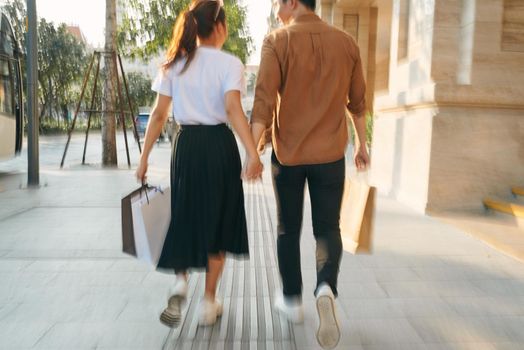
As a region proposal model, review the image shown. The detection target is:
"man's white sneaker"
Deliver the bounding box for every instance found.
[274,293,304,324]
[160,278,187,328]
[316,283,340,349]
[198,297,223,326]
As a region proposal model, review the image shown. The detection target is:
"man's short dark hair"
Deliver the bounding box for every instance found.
[284,0,316,11]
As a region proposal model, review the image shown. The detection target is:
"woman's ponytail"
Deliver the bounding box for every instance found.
[163,10,198,73]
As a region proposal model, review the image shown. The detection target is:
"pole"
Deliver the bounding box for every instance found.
[26,0,39,186]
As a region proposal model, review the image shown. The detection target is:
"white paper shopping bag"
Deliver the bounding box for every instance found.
[130,186,171,265]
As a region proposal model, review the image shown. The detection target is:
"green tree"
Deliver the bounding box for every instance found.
[118,0,253,63]
[3,0,88,131]
[126,72,155,109]
[37,20,87,125]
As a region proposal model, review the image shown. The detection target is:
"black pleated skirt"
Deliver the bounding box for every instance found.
[157,123,249,271]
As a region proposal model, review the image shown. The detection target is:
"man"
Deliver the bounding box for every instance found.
[250,0,369,348]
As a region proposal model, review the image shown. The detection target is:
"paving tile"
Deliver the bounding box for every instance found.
[117,302,164,322]
[363,344,428,350]
[338,298,405,320]
[108,259,153,272]
[23,259,114,272]
[408,316,511,343]
[338,268,378,283]
[379,281,441,298]
[0,322,53,348]
[350,318,425,346]
[424,343,496,350]
[498,317,524,342]
[4,249,124,259]
[395,298,458,318]
[337,282,388,299]
[0,272,57,294]
[443,296,524,317]
[466,317,514,343]
[0,303,20,321]
[432,281,485,298]
[84,286,168,304]
[33,322,106,349]
[50,271,148,288]
[471,279,524,297]
[1,284,90,305]
[492,343,524,350]
[412,267,471,281]
[0,259,32,271]
[2,298,127,323]
[373,268,421,282]
[96,322,170,349]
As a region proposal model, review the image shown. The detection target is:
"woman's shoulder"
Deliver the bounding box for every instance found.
[158,60,185,77]
[202,47,243,68]
[220,51,243,66]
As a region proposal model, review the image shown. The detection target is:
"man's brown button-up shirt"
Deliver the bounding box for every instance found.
[251,13,367,166]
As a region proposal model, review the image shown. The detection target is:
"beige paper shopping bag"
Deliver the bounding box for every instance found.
[340,177,376,254]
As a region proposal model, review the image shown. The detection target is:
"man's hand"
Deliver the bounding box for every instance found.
[354,145,370,171]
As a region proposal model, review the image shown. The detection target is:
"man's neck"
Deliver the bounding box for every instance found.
[287,7,315,24]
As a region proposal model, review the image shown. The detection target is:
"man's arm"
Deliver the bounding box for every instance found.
[251,35,281,147]
[347,44,370,170]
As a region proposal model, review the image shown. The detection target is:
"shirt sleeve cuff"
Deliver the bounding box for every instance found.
[250,114,272,128]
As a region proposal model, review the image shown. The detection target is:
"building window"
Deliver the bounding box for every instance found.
[502,0,524,52]
[343,14,359,40]
[0,58,14,116]
[397,0,410,61]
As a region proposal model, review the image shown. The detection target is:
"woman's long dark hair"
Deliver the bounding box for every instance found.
[163,1,226,73]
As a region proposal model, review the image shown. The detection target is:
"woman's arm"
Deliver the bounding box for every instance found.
[225,90,263,180]
[135,93,172,183]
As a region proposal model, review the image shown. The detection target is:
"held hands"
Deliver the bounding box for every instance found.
[354,144,370,171]
[242,154,264,182]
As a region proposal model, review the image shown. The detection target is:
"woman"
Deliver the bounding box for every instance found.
[135,0,263,327]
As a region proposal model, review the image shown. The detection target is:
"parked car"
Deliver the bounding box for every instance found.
[135,113,149,140]
[135,113,173,142]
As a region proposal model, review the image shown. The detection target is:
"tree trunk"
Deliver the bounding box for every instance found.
[102,0,118,166]
[48,77,53,123]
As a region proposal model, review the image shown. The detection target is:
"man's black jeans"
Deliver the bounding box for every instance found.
[271,152,345,299]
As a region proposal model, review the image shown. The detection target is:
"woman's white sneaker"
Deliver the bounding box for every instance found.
[316,283,340,349]
[198,297,223,326]
[159,278,188,328]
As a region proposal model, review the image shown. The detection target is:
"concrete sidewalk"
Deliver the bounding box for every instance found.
[1,134,524,349]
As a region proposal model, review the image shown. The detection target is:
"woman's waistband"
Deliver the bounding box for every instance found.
[178,123,228,130]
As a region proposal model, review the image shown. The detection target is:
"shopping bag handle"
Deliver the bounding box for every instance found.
[139,183,165,205]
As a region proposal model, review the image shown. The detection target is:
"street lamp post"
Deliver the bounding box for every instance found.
[26,0,39,186]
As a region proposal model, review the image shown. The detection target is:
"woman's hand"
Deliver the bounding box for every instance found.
[242,155,264,181]
[354,145,370,171]
[135,160,148,184]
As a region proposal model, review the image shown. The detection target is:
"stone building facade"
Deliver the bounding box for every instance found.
[318,0,524,213]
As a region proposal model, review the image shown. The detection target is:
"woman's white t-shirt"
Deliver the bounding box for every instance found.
[152,46,246,125]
